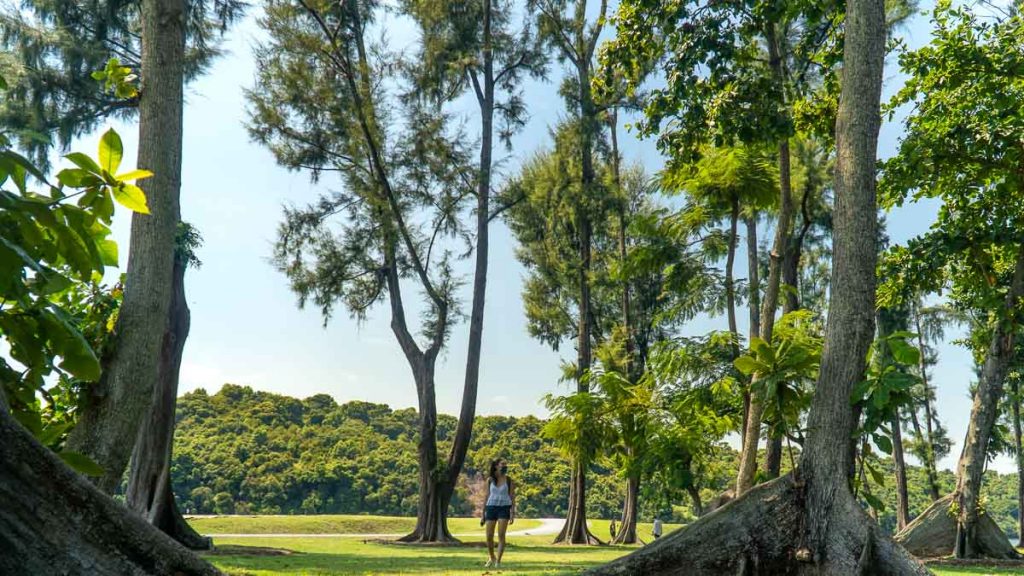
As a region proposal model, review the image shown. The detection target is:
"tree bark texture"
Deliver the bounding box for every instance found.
[125,251,209,549]
[798,0,887,564]
[555,460,601,545]
[953,244,1024,558]
[0,404,220,575]
[67,0,186,494]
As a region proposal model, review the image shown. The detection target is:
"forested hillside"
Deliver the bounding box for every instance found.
[171,385,1023,538]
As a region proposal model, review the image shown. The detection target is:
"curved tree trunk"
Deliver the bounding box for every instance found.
[125,249,209,550]
[0,403,220,575]
[953,244,1024,558]
[612,474,639,545]
[67,0,185,494]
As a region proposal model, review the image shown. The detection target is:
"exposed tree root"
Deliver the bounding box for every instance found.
[895,494,1019,560]
[0,407,221,575]
[585,476,929,576]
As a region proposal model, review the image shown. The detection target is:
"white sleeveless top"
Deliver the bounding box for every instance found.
[486,479,512,506]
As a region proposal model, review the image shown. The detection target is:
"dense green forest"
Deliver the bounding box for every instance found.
[172,385,1023,539]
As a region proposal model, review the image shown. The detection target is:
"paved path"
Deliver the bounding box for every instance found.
[205,518,565,539]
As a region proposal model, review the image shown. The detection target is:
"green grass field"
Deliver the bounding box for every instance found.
[188,515,541,535]
[190,517,1024,575]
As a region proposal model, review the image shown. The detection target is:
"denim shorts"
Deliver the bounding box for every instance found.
[484,505,512,521]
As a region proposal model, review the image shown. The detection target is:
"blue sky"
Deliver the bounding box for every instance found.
[69,1,1003,473]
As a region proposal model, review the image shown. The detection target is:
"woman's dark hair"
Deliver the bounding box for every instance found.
[488,459,502,484]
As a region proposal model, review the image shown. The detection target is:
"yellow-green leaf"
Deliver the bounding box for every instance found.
[59,451,105,476]
[112,183,149,214]
[98,129,123,175]
[115,169,153,183]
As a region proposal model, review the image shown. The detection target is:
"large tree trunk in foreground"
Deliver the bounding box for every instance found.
[952,244,1024,558]
[895,494,1018,559]
[588,476,928,575]
[735,21,795,494]
[67,0,185,494]
[591,0,926,571]
[612,474,639,545]
[125,252,209,550]
[0,404,220,575]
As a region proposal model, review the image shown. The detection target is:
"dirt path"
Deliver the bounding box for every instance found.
[204,518,566,539]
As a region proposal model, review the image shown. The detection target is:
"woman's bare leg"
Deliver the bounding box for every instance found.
[496,518,509,563]
[485,520,497,563]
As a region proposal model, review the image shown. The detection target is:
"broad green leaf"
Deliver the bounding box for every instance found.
[866,462,886,486]
[59,451,105,476]
[873,433,893,455]
[39,308,101,381]
[98,239,119,267]
[98,129,123,175]
[57,168,102,188]
[112,183,149,214]
[733,355,762,375]
[65,152,103,176]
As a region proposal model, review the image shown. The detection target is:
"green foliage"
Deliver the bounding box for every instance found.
[0,125,145,474]
[734,310,821,440]
[91,58,139,100]
[0,0,245,164]
[878,2,1024,315]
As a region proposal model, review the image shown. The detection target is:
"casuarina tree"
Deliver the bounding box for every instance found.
[249,0,541,542]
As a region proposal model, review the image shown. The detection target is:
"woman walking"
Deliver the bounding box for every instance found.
[482,458,515,569]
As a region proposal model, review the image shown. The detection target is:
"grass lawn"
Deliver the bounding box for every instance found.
[195,516,1023,575]
[188,516,540,535]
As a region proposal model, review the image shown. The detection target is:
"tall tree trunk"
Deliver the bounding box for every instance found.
[0,402,220,575]
[124,245,209,550]
[892,412,911,531]
[67,0,185,493]
[913,310,942,501]
[555,8,602,542]
[612,474,639,545]
[401,360,456,543]
[742,214,761,445]
[685,485,703,518]
[798,0,889,561]
[438,0,495,540]
[953,245,1024,559]
[1011,378,1024,548]
[726,197,740,358]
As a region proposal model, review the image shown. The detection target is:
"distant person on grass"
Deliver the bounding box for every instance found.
[652,517,663,540]
[481,458,515,569]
